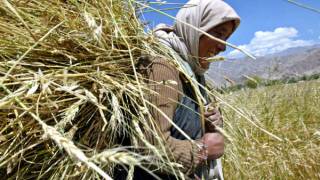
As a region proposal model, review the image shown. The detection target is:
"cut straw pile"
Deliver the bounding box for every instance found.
[0,0,186,179]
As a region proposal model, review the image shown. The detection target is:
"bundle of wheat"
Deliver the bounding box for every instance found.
[0,0,186,179]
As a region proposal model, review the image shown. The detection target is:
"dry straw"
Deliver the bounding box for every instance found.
[0,0,183,179]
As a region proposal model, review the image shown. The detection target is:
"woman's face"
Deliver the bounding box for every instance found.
[198,21,235,69]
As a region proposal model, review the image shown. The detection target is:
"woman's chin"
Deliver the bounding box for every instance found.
[200,61,210,70]
[194,64,210,75]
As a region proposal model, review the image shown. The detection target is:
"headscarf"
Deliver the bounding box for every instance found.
[154,0,241,75]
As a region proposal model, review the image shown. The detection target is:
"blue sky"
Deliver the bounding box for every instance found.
[142,0,320,57]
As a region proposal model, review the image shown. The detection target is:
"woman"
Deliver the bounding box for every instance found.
[115,0,240,179]
[148,0,240,179]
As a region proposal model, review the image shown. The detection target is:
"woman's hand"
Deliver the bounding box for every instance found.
[204,107,223,132]
[202,132,224,160]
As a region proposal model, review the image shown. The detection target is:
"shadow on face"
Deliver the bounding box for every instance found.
[198,21,235,69]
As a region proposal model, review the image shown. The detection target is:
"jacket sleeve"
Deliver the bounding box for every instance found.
[147,58,202,174]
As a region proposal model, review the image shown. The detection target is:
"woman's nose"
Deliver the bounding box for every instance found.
[217,42,226,52]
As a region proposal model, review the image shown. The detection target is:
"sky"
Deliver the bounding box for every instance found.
[142,0,320,58]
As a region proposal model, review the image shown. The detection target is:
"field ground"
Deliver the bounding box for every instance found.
[222,80,320,179]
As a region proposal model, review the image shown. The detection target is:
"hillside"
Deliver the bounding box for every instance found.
[208,45,320,86]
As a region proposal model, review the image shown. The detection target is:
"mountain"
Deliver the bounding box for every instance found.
[207,44,320,87]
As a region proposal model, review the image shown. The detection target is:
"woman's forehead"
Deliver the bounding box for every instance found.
[207,21,235,36]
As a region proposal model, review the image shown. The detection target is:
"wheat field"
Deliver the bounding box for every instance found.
[222,80,320,179]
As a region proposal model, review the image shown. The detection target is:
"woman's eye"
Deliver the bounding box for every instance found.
[213,31,224,38]
[218,33,223,37]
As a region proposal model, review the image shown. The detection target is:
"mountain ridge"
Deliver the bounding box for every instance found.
[207,44,320,87]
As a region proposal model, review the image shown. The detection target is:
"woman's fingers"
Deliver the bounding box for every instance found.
[202,133,224,160]
[204,107,219,117]
[205,111,223,132]
[207,113,219,121]
[212,121,222,128]
[204,110,215,117]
